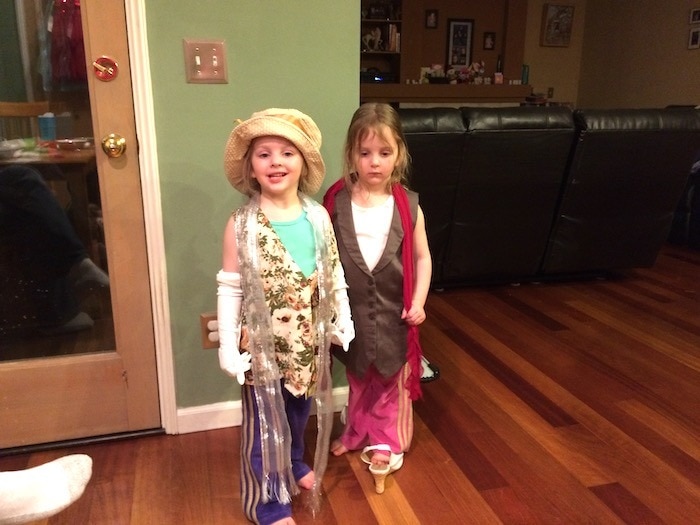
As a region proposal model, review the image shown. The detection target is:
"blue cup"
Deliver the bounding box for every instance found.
[38,114,57,141]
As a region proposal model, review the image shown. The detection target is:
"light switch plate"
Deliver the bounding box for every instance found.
[183,39,228,84]
[199,312,218,349]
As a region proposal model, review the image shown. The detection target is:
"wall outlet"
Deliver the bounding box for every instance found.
[200,312,218,349]
[183,39,228,84]
[547,87,554,98]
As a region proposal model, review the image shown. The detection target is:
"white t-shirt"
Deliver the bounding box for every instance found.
[351,195,394,271]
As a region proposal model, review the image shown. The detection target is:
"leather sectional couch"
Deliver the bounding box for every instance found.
[398,106,700,288]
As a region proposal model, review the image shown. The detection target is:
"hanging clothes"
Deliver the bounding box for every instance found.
[49,0,87,91]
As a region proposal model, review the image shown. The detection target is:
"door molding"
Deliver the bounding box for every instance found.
[125,2,177,433]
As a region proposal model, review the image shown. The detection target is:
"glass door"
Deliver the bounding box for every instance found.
[0,0,160,449]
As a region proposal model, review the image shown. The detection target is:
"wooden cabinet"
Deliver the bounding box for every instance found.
[360,82,532,105]
[360,1,402,84]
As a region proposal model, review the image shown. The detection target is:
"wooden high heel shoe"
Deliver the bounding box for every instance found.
[361,445,404,494]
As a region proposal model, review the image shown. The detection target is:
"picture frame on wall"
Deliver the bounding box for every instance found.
[690,8,700,23]
[446,19,474,68]
[689,27,700,49]
[540,4,575,47]
[425,10,438,29]
[483,32,496,50]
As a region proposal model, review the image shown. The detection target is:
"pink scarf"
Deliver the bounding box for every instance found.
[324,180,423,400]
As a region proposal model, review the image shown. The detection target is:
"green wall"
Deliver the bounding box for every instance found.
[0,0,26,101]
[144,1,359,408]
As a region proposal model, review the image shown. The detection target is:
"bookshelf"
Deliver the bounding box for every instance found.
[360,1,402,84]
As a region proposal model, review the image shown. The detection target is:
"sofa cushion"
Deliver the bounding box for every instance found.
[437,106,575,284]
[398,108,466,286]
[542,108,700,273]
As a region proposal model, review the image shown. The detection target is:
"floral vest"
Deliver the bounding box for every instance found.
[238,210,320,397]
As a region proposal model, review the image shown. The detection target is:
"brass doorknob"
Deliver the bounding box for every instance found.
[101,133,127,158]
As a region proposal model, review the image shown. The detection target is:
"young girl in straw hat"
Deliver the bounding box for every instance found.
[323,102,432,494]
[217,108,354,525]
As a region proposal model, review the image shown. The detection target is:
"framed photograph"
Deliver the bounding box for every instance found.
[446,19,474,68]
[691,8,700,23]
[690,27,700,49]
[540,4,575,47]
[425,10,438,29]
[483,32,496,50]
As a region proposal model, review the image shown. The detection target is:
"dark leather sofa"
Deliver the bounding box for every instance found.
[398,106,700,288]
[669,149,700,250]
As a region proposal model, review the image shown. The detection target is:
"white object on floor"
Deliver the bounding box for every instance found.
[70,258,110,288]
[0,454,92,525]
[40,311,94,335]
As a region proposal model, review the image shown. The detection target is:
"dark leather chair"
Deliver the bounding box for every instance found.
[542,108,700,274]
[441,106,575,285]
[398,108,466,286]
[669,151,700,249]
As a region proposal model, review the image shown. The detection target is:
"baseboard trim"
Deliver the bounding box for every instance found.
[176,386,349,435]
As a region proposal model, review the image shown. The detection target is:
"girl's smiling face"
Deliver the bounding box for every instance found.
[250,136,304,196]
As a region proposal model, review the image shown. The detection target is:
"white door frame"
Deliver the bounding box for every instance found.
[125,2,178,434]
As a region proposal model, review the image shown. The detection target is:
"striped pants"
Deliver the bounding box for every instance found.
[239,385,312,525]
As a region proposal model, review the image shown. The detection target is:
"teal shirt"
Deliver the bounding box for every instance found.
[270,211,317,278]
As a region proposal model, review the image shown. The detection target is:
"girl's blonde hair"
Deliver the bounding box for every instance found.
[342,103,411,191]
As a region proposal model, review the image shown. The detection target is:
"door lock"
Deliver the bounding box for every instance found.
[101,133,127,158]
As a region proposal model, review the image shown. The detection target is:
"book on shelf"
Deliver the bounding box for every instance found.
[387,24,400,52]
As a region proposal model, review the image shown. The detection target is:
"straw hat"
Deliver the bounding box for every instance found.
[224,108,325,195]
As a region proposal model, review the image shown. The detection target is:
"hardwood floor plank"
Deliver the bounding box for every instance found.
[130,434,200,523]
[612,399,700,486]
[571,288,700,365]
[423,284,700,523]
[616,399,700,462]
[427,298,578,428]
[419,310,621,522]
[322,453,373,525]
[205,428,242,523]
[416,380,509,490]
[589,482,664,525]
[399,417,502,524]
[463,283,700,428]
[549,424,619,486]
[347,453,420,525]
[479,486,542,525]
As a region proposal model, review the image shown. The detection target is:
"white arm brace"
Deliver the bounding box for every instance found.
[216,270,252,384]
[331,287,355,351]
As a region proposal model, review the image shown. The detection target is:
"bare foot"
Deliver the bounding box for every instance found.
[270,518,296,525]
[330,440,349,456]
[297,470,315,490]
[370,452,390,467]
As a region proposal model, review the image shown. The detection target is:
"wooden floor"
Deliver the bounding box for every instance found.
[1,244,699,524]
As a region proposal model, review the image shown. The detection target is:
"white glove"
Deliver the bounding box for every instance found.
[331,288,355,351]
[217,270,252,384]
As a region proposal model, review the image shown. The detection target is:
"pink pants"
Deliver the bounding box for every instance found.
[340,363,413,455]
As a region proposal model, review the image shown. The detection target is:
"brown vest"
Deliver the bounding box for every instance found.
[330,188,418,378]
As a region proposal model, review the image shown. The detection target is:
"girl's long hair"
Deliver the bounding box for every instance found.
[342,102,411,191]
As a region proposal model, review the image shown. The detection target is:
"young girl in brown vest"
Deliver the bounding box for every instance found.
[323,102,432,494]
